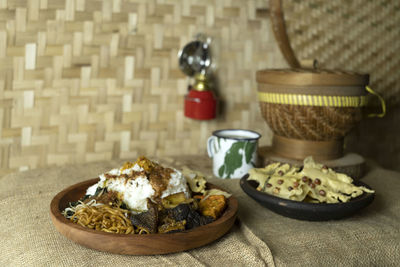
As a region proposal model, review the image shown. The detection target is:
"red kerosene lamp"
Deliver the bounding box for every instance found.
[179,35,217,120]
[184,73,217,120]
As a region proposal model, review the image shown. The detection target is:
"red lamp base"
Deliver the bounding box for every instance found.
[184,90,217,120]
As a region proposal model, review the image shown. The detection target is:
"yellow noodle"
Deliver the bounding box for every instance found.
[69,201,135,235]
[64,200,157,235]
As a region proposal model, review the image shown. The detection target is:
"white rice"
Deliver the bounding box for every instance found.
[161,171,190,199]
[85,163,189,212]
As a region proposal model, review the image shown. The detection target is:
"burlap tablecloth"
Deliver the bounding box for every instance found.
[1,156,399,266]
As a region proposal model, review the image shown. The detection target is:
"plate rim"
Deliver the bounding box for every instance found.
[50,178,238,254]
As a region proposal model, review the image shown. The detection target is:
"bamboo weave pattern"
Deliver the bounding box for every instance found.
[282,0,400,105]
[0,0,287,176]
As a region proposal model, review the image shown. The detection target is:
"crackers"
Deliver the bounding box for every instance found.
[248,157,374,203]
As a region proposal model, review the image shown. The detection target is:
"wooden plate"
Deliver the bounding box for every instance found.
[240,174,375,221]
[50,179,238,255]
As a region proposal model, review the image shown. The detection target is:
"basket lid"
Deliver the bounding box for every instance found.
[256,69,369,86]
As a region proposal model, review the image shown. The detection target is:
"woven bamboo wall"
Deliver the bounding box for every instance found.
[279,0,400,171]
[282,0,400,105]
[0,0,287,176]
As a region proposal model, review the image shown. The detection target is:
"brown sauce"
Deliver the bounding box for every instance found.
[104,171,147,183]
[104,157,174,198]
[148,165,173,198]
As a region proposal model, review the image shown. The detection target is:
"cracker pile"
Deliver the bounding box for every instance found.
[248,157,374,203]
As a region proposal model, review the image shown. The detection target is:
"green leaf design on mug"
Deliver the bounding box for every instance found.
[244,141,256,164]
[218,164,225,177]
[218,142,245,178]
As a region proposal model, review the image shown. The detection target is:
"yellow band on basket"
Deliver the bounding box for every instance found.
[258,92,367,107]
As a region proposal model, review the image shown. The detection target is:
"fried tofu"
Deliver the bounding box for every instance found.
[198,195,227,219]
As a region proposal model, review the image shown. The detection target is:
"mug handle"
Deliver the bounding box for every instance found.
[207,136,216,158]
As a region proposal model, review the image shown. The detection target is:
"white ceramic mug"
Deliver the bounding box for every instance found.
[207,129,261,179]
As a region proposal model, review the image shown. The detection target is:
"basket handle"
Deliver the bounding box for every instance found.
[366,86,386,118]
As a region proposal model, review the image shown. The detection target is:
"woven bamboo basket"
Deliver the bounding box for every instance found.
[256,68,369,160]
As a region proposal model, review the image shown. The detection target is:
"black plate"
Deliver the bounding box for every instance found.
[240,174,375,221]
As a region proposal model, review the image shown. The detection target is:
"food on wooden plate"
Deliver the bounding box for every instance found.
[248,157,374,203]
[62,157,231,234]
